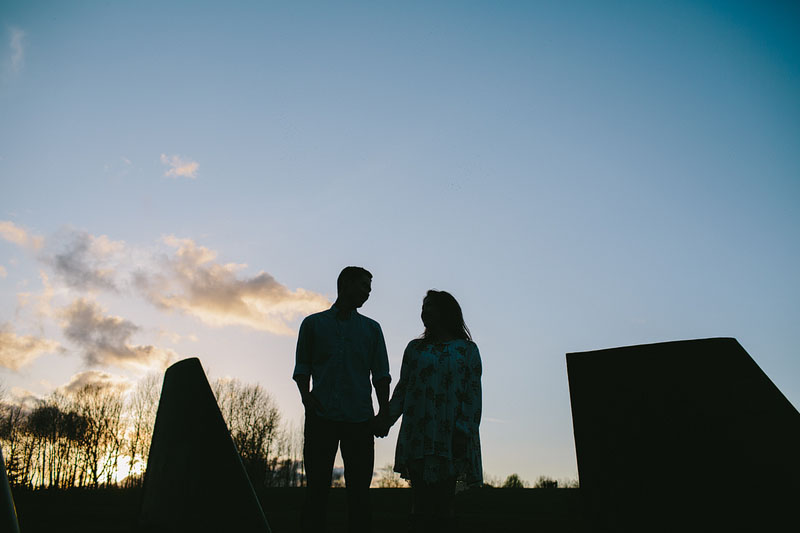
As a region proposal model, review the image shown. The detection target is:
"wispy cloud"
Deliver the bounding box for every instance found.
[49,230,125,291]
[8,387,42,409]
[59,370,132,395]
[9,27,25,73]
[10,226,325,337]
[160,154,199,179]
[135,236,329,335]
[0,220,44,250]
[0,324,61,371]
[0,265,6,278]
[103,156,134,179]
[60,298,176,370]
[16,271,56,321]
[483,417,511,424]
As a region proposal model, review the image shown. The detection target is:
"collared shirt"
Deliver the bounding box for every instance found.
[293,305,391,423]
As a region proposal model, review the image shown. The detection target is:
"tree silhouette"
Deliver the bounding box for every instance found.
[502,473,527,489]
[0,373,303,489]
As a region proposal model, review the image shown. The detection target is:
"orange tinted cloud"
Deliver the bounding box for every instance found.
[0,325,61,370]
[135,236,329,335]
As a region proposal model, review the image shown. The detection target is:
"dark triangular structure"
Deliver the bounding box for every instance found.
[567,338,800,532]
[138,357,271,532]
[0,447,20,533]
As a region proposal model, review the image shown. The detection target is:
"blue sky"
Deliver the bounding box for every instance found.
[1,1,798,482]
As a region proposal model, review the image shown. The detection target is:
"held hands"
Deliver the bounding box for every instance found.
[371,410,391,438]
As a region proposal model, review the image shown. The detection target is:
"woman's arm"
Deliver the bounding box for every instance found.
[455,343,482,449]
[385,341,416,427]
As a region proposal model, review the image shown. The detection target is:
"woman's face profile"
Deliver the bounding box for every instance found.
[421,296,440,329]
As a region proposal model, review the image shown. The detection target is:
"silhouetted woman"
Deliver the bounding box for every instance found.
[381,290,482,532]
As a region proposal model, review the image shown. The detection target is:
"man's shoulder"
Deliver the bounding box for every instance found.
[355,312,382,330]
[302,308,333,325]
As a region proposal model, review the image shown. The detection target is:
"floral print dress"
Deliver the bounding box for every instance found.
[387,338,482,485]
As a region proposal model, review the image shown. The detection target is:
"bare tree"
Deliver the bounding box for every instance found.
[265,420,304,487]
[1,373,294,490]
[124,373,160,486]
[213,378,281,487]
[374,464,408,488]
[502,473,528,488]
[0,401,28,486]
[71,384,125,487]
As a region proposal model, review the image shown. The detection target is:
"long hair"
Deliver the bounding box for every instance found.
[421,290,472,343]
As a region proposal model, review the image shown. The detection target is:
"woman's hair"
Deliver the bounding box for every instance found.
[421,290,472,342]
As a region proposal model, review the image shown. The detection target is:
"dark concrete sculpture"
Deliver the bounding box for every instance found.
[567,338,799,532]
[138,357,272,532]
[0,447,20,533]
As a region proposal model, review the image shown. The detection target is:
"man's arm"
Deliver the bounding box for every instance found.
[294,374,322,413]
[374,377,390,414]
[370,324,392,437]
[293,317,322,414]
[372,377,391,437]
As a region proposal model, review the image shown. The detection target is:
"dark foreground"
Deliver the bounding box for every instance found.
[13,486,584,532]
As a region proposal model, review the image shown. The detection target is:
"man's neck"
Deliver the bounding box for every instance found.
[332,299,356,319]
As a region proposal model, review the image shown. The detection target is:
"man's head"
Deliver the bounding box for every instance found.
[337,266,372,309]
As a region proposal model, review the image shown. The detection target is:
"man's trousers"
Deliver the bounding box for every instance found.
[302,412,374,533]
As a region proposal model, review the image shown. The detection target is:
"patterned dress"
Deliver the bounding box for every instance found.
[387,338,482,485]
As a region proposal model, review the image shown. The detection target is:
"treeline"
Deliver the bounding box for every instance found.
[0,376,303,489]
[484,473,579,489]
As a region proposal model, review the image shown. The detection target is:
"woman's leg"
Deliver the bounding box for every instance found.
[409,475,455,533]
[429,477,456,532]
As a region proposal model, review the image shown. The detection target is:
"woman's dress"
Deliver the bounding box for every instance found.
[388,338,482,485]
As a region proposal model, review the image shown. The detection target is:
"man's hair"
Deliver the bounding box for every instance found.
[337,266,372,292]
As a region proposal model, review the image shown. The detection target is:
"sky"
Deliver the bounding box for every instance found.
[1,1,798,483]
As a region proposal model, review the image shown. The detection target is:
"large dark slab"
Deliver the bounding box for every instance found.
[1,447,20,533]
[567,338,799,531]
[138,357,271,532]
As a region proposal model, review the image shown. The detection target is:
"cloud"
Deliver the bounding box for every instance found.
[16,270,56,320]
[9,28,25,73]
[9,226,326,337]
[0,324,61,370]
[160,154,198,179]
[50,230,125,291]
[9,387,42,409]
[61,298,176,370]
[157,329,198,344]
[59,370,132,395]
[0,220,44,250]
[103,156,134,179]
[0,265,6,278]
[135,236,329,335]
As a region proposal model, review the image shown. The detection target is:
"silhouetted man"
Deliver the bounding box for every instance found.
[293,266,391,533]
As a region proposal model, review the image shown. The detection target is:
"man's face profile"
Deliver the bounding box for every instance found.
[350,275,372,308]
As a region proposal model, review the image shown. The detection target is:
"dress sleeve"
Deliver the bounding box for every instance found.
[387,341,416,425]
[455,342,482,437]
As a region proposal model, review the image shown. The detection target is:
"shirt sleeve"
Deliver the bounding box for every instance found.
[370,323,391,385]
[292,316,313,379]
[455,342,482,436]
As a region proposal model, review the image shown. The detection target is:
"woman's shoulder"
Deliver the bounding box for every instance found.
[451,338,478,349]
[405,338,423,351]
[454,339,480,359]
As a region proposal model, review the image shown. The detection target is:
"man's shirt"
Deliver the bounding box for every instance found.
[293,305,391,423]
